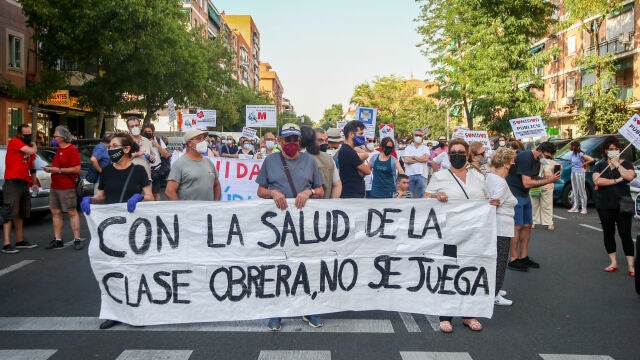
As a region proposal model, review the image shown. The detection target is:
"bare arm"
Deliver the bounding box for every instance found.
[213,179,221,201]
[521,173,559,189]
[357,162,371,176]
[165,180,180,200]
[90,156,102,173]
[141,185,154,201]
[395,159,405,175]
[20,143,37,155]
[330,180,342,198]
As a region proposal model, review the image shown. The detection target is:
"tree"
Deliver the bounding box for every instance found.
[318,104,344,129]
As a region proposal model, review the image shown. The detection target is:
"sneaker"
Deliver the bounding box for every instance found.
[508,259,528,272]
[498,289,507,297]
[15,240,38,249]
[73,239,83,250]
[568,207,579,213]
[45,239,64,250]
[580,209,587,214]
[302,315,325,328]
[521,256,540,269]
[267,317,282,331]
[494,294,513,306]
[1,244,19,254]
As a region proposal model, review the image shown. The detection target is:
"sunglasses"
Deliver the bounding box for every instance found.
[450,151,466,156]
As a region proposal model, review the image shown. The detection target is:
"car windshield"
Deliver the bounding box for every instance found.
[556,137,602,161]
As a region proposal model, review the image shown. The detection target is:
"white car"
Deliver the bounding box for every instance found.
[0,146,52,214]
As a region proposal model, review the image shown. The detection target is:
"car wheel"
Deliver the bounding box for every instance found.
[561,184,573,208]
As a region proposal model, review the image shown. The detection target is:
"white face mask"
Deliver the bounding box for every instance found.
[499,140,506,147]
[607,150,620,159]
[265,140,276,149]
[243,144,252,150]
[195,140,208,153]
[414,136,423,144]
[326,148,338,157]
[130,126,141,136]
[366,143,375,151]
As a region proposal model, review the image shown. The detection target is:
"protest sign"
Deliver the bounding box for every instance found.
[242,127,257,139]
[246,105,277,128]
[167,98,176,126]
[195,109,217,128]
[379,124,395,140]
[618,114,640,150]
[452,129,491,151]
[180,113,198,131]
[509,116,547,139]
[451,126,469,139]
[356,107,377,138]
[337,121,347,136]
[87,199,496,325]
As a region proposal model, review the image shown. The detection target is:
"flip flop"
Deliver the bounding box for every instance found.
[463,318,483,331]
[439,321,453,333]
[604,266,619,272]
[629,270,635,277]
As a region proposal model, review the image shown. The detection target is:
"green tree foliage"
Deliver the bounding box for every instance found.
[212,85,271,132]
[416,0,554,131]
[319,104,344,129]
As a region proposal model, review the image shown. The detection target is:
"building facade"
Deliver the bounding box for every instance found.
[223,15,260,89]
[259,62,284,114]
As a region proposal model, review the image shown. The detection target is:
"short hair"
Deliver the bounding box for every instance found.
[143,123,155,132]
[17,124,30,135]
[491,147,516,168]
[380,136,394,147]
[413,128,424,135]
[397,174,409,182]
[570,140,581,154]
[601,136,621,152]
[468,141,484,156]
[301,125,320,155]
[55,125,73,142]
[126,116,140,127]
[448,138,469,154]
[510,140,524,151]
[343,120,365,139]
[111,132,140,157]
[536,141,557,154]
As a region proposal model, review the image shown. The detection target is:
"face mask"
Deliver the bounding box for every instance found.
[143,132,153,140]
[21,134,33,144]
[108,148,125,163]
[130,126,141,136]
[319,144,328,152]
[226,140,233,145]
[327,148,337,156]
[450,153,467,169]
[51,138,59,147]
[353,135,366,147]
[607,150,620,159]
[540,158,550,166]
[499,141,506,147]
[383,146,393,156]
[283,142,299,157]
[414,136,423,144]
[265,140,275,149]
[260,147,267,154]
[366,143,375,151]
[195,141,208,154]
[243,144,252,150]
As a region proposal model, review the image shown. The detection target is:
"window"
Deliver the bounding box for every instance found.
[418,87,423,96]
[8,34,22,70]
[567,35,576,55]
[549,82,557,101]
[566,77,575,97]
[8,107,23,138]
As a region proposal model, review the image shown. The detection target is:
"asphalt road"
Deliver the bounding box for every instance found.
[0,205,638,360]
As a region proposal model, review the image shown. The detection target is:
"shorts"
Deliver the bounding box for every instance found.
[2,179,31,222]
[514,196,533,226]
[152,180,161,194]
[49,188,77,212]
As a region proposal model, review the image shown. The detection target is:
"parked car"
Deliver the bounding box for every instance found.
[553,134,640,208]
[550,138,572,150]
[38,145,96,196]
[0,145,52,214]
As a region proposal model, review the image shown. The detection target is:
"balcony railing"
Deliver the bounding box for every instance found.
[584,32,634,56]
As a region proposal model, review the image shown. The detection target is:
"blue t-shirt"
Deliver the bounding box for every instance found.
[87,142,111,182]
[571,152,585,173]
[221,144,238,155]
[370,155,396,198]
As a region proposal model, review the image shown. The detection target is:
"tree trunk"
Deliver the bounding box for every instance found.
[31,103,38,135]
[462,95,473,130]
[96,107,105,138]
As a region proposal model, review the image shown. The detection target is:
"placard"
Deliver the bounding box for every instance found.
[509,116,547,139]
[618,114,640,150]
[246,105,277,128]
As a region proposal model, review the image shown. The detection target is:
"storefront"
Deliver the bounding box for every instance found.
[39,90,97,144]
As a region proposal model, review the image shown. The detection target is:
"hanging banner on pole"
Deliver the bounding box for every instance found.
[379,124,395,140]
[246,105,277,128]
[87,199,496,325]
[167,98,177,126]
[356,107,377,139]
[195,109,217,128]
[618,114,640,150]
[509,116,547,139]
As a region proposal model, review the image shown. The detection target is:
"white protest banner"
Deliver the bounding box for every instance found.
[618,114,640,150]
[451,126,469,139]
[356,107,377,138]
[180,113,198,131]
[87,199,496,325]
[337,121,347,137]
[167,98,176,125]
[459,130,491,151]
[195,109,217,128]
[509,116,547,139]
[242,127,257,139]
[246,105,277,128]
[379,124,395,140]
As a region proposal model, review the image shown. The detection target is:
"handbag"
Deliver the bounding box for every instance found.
[529,187,542,197]
[151,157,171,181]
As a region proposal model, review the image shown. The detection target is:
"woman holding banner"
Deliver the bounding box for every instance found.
[424,138,498,333]
[79,132,153,330]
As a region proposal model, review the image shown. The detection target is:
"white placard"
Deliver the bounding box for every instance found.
[356,107,377,138]
[379,124,395,140]
[509,116,547,139]
[180,113,198,131]
[246,105,277,128]
[618,114,640,150]
[167,98,176,125]
[337,121,347,137]
[195,109,216,128]
[452,129,491,151]
[87,199,496,325]
[242,127,257,139]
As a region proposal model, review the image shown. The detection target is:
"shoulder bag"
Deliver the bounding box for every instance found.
[279,153,298,197]
[448,169,469,199]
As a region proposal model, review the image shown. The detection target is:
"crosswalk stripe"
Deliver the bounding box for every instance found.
[579,224,603,232]
[400,352,473,360]
[539,355,614,360]
[398,312,421,332]
[115,350,193,360]
[257,350,331,360]
[0,349,57,360]
[553,215,567,220]
[424,315,441,331]
[0,317,394,333]
[0,260,36,277]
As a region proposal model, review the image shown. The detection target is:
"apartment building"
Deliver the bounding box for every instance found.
[182,0,208,38]
[224,15,261,89]
[537,1,638,138]
[259,63,284,114]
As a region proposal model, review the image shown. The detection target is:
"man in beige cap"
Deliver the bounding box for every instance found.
[325,128,343,158]
[165,128,221,201]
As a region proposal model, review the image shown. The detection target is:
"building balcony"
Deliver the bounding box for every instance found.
[583,32,634,56]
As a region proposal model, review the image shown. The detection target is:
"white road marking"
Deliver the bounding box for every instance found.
[553,215,567,220]
[539,355,614,360]
[258,350,331,360]
[398,312,421,332]
[400,352,473,360]
[0,260,36,277]
[115,350,193,360]
[579,224,603,232]
[425,315,441,331]
[0,349,57,360]
[0,317,394,333]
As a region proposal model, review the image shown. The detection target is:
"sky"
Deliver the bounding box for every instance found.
[214,0,431,122]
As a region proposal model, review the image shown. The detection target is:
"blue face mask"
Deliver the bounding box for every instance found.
[354,135,366,147]
[51,138,59,147]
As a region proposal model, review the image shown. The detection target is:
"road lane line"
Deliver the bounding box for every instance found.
[0,317,394,333]
[400,352,473,360]
[553,215,567,220]
[398,312,421,332]
[424,315,441,331]
[116,350,193,360]
[0,260,35,277]
[0,350,57,360]
[579,224,603,232]
[258,351,331,360]
[539,355,614,360]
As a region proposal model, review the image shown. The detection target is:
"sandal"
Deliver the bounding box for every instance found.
[604,265,619,272]
[462,318,483,331]
[439,321,453,333]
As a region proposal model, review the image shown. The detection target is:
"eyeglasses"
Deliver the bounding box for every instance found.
[449,151,466,156]
[367,139,375,143]
[190,135,206,142]
[283,136,300,143]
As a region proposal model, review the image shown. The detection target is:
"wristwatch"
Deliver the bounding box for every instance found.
[57,168,62,174]
[310,188,316,196]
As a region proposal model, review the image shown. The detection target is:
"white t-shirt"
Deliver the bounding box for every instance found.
[403,143,430,176]
[364,151,379,191]
[426,168,487,200]
[485,173,517,237]
[433,151,450,170]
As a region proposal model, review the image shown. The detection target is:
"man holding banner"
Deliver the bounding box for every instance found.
[256,123,325,330]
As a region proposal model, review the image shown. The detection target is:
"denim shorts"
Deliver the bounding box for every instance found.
[514,196,533,226]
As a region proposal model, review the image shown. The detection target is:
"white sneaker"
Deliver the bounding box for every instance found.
[498,289,507,297]
[495,294,513,306]
[568,207,579,213]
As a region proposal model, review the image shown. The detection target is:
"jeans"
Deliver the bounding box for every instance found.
[408,174,425,198]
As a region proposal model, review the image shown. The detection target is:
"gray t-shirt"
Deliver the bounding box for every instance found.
[256,152,324,198]
[167,155,219,201]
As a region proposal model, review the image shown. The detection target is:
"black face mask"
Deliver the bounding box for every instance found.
[108,148,125,163]
[438,142,445,148]
[20,134,33,144]
[383,146,393,156]
[319,144,328,152]
[450,153,467,169]
[143,132,153,140]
